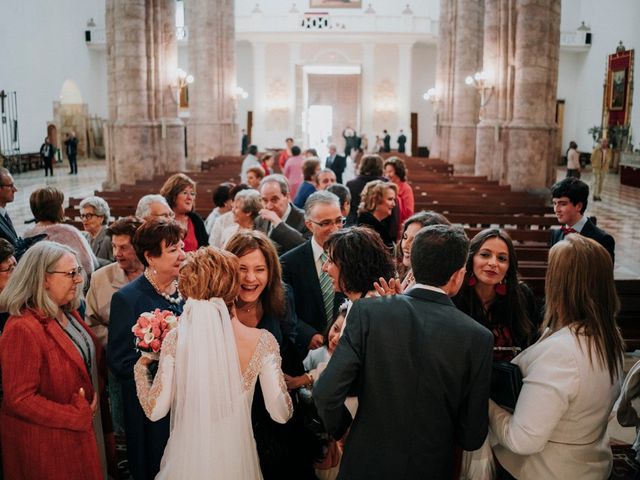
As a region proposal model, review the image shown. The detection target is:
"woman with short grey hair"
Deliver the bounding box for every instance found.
[0,241,111,478]
[79,196,113,264]
[220,189,262,247]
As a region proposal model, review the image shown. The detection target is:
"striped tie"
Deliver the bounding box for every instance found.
[319,252,334,324]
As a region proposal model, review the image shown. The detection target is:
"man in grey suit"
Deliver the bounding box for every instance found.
[314,225,494,479]
[254,174,310,254]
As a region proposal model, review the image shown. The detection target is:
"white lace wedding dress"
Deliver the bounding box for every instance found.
[134,298,293,479]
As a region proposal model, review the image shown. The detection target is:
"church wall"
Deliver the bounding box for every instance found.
[557,0,640,153]
[411,43,438,151]
[235,0,438,17]
[0,0,106,153]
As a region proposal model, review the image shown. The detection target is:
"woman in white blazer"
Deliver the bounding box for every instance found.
[489,234,624,479]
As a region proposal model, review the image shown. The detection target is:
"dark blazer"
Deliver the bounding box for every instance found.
[187,211,209,248]
[0,211,18,248]
[280,240,346,352]
[550,217,615,263]
[383,134,391,152]
[326,154,347,184]
[107,275,184,480]
[314,288,494,479]
[254,203,310,255]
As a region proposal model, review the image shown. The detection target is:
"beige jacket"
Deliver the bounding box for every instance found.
[85,262,131,345]
[591,146,612,170]
[490,326,621,480]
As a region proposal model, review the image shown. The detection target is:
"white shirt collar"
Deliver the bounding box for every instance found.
[281,203,292,223]
[410,283,447,296]
[0,206,7,216]
[569,215,588,232]
[311,237,324,263]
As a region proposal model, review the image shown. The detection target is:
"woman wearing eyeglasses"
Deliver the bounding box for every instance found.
[24,187,98,277]
[160,173,208,252]
[0,241,113,479]
[79,196,114,264]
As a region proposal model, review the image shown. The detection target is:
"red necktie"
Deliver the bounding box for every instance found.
[561,226,577,235]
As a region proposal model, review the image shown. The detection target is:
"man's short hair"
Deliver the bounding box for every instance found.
[411,225,469,287]
[304,190,340,219]
[291,145,301,156]
[327,184,351,205]
[248,145,258,155]
[212,182,236,208]
[260,174,290,196]
[550,177,589,214]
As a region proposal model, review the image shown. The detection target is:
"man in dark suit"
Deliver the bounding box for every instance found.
[0,167,18,248]
[382,129,391,152]
[281,191,346,352]
[550,177,615,262]
[325,144,347,184]
[254,174,310,254]
[314,225,494,479]
[397,129,407,153]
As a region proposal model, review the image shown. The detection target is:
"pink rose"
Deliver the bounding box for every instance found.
[138,340,149,349]
[138,317,150,329]
[150,339,161,352]
[152,326,161,338]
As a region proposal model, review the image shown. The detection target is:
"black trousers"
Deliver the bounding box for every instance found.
[69,154,78,174]
[43,158,53,176]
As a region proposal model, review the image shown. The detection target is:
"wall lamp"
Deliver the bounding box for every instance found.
[465,71,494,107]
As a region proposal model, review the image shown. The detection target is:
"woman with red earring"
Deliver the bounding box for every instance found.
[453,229,540,361]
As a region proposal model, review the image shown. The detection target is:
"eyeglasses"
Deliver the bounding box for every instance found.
[79,213,101,220]
[0,183,15,189]
[48,266,84,280]
[0,263,16,273]
[179,190,197,197]
[308,217,346,228]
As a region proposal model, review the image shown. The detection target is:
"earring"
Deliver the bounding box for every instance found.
[467,274,477,287]
[495,279,507,296]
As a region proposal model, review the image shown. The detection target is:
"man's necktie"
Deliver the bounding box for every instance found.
[3,212,16,236]
[561,226,577,236]
[319,252,334,324]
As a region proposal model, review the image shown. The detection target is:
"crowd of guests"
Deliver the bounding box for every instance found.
[0,148,627,480]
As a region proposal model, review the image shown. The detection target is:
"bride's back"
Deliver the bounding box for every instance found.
[233,317,263,375]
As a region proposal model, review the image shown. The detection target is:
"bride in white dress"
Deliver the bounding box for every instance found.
[134,247,292,479]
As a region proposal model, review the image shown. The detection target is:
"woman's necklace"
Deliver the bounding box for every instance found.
[235,299,260,313]
[144,269,183,305]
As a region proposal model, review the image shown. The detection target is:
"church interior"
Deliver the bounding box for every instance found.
[2,0,640,478]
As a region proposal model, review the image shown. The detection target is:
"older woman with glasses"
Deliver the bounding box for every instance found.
[160,173,208,251]
[79,196,114,264]
[0,241,113,479]
[24,187,98,277]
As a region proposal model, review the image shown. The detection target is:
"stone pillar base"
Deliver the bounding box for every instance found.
[186,121,238,170]
[105,119,185,186]
[505,124,556,191]
[446,123,477,174]
[475,122,507,182]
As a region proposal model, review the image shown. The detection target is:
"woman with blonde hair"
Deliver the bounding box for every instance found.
[356,180,398,247]
[134,246,292,479]
[160,173,208,251]
[489,234,624,479]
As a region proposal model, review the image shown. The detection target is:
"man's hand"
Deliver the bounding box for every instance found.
[259,209,283,227]
[373,277,403,296]
[308,333,324,350]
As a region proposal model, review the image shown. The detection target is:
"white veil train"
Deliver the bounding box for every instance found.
[157,297,263,479]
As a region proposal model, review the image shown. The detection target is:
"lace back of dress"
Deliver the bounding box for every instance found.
[160,298,262,479]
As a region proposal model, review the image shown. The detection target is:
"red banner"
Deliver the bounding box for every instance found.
[607,49,634,127]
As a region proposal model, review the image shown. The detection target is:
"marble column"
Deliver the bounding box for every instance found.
[433,0,484,173]
[104,0,184,189]
[361,43,375,146]
[185,0,238,169]
[474,0,512,182]
[504,0,560,191]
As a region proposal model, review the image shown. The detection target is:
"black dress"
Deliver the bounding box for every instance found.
[357,211,395,248]
[251,284,321,480]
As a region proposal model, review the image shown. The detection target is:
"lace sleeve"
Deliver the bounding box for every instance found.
[134,328,178,421]
[258,332,293,424]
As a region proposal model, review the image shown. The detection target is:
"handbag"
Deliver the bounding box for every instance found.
[491,360,523,410]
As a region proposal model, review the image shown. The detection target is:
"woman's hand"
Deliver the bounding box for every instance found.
[78,387,98,416]
[284,374,312,390]
[373,277,403,296]
[137,355,154,367]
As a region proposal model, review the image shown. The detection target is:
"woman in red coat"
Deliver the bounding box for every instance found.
[0,241,108,479]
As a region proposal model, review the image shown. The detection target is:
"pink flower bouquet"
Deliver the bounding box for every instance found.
[131,309,179,359]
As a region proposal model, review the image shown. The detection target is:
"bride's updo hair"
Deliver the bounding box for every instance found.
[179,247,240,305]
